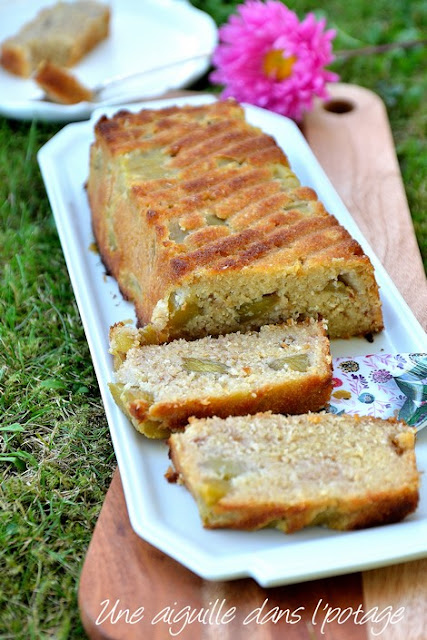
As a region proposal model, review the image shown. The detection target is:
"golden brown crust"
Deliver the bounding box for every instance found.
[33,61,93,104]
[149,372,333,430]
[0,44,28,77]
[88,100,383,341]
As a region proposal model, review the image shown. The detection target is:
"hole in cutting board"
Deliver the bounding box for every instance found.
[323,99,354,114]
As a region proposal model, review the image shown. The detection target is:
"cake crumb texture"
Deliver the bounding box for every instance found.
[0,1,110,77]
[168,412,420,532]
[108,319,333,438]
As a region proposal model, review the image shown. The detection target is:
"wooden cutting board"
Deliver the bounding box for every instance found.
[78,84,427,640]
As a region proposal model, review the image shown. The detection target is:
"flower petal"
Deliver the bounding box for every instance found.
[210,0,339,120]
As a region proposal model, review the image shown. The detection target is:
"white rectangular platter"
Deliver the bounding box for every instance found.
[38,94,427,586]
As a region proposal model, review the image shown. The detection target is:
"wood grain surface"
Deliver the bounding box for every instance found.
[78,84,427,640]
[304,83,427,328]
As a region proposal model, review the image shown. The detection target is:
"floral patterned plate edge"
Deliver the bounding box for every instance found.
[330,353,427,431]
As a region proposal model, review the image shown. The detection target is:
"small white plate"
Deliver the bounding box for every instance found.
[38,95,427,586]
[0,0,217,121]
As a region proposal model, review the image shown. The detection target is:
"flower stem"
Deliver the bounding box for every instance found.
[336,39,426,60]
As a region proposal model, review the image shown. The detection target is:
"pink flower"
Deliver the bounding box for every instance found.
[210,0,339,120]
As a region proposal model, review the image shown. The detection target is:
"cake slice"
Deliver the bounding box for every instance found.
[0,1,110,77]
[34,61,93,104]
[168,412,420,532]
[108,319,333,438]
[88,100,383,342]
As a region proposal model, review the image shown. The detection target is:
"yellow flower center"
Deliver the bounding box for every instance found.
[263,49,297,81]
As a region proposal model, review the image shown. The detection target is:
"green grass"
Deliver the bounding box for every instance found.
[1,1,426,638]
[1,119,115,638]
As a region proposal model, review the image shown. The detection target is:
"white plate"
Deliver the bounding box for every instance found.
[38,95,427,586]
[0,0,217,122]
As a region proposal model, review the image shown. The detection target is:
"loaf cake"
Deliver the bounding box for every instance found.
[0,1,110,77]
[34,61,93,104]
[88,100,383,342]
[109,318,333,438]
[168,412,420,532]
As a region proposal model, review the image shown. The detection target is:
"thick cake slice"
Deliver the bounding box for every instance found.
[168,412,420,532]
[109,319,332,438]
[88,100,383,342]
[0,1,110,77]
